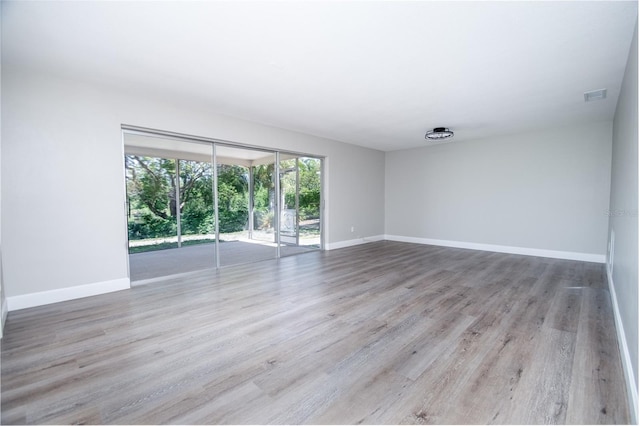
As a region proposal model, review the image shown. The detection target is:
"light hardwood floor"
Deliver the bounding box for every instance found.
[0,241,630,424]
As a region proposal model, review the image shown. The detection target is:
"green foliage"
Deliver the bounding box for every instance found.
[125,154,321,240]
[248,164,275,231]
[254,209,274,229]
[126,155,215,239]
[181,206,214,235]
[300,189,321,219]
[127,212,176,240]
[281,158,321,220]
[216,165,249,233]
[283,190,320,219]
[299,157,321,192]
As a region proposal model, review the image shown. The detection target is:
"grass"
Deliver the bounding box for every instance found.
[129,221,320,254]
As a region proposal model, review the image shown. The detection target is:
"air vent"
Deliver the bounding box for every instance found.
[584,89,607,102]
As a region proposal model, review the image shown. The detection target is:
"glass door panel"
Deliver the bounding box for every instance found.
[216,146,276,267]
[278,155,323,256]
[126,155,178,254]
[251,163,277,244]
[178,158,215,247]
[297,157,322,249]
[279,157,299,247]
[125,133,216,281]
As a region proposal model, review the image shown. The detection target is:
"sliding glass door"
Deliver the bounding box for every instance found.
[125,134,216,281]
[123,128,323,282]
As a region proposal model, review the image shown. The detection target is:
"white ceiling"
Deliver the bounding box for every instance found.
[3,1,638,151]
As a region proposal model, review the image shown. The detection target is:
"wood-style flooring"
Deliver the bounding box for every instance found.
[0,241,630,424]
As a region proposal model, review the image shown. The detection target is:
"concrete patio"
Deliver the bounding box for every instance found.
[129,240,318,282]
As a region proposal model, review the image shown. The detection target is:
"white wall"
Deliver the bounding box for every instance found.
[385,122,613,259]
[0,5,5,336]
[1,68,385,303]
[608,19,638,421]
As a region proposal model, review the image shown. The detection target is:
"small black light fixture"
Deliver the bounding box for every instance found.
[425,127,454,141]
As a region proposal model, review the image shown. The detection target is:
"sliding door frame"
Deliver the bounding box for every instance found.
[212,144,220,268]
[122,124,325,273]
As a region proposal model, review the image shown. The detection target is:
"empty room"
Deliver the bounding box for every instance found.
[0,1,638,424]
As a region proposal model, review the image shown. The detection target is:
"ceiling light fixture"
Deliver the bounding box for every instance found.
[425,127,454,141]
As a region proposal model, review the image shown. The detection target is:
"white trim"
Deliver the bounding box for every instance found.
[384,235,606,263]
[607,230,615,276]
[326,235,385,250]
[1,298,7,338]
[7,278,131,311]
[607,268,639,424]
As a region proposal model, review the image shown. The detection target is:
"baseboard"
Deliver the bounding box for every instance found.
[384,235,606,263]
[7,278,131,311]
[606,268,638,424]
[326,235,385,250]
[1,297,7,338]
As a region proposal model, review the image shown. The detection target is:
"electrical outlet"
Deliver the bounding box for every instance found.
[350,226,354,233]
